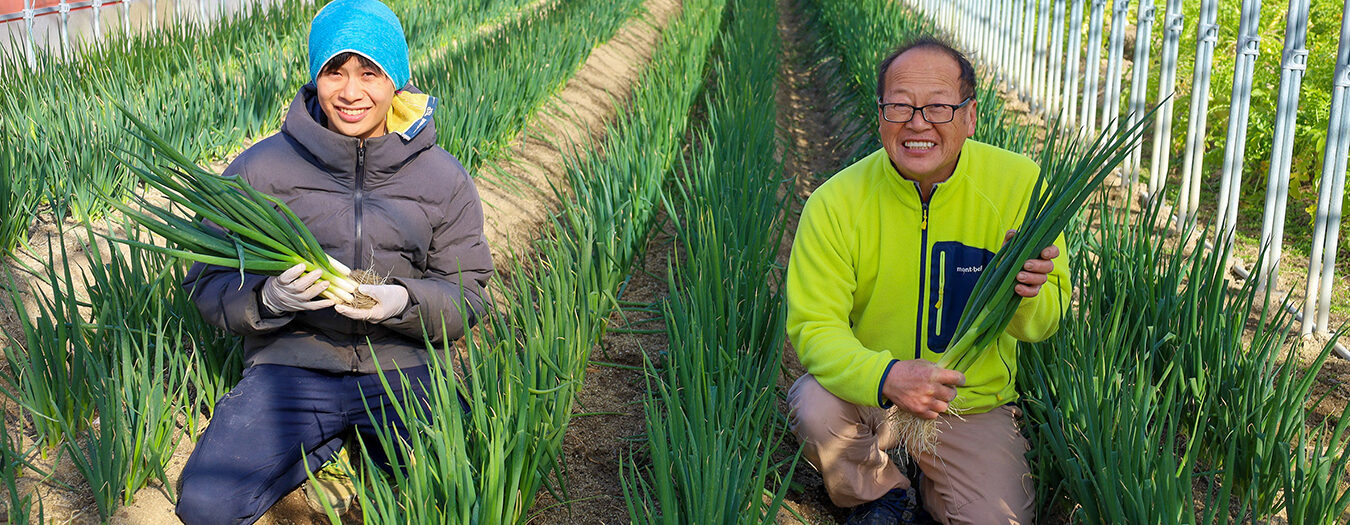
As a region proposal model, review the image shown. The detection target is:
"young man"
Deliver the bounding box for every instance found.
[785,38,1070,525]
[174,1,492,523]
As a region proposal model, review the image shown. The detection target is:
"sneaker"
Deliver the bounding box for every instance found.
[845,487,929,525]
[304,447,357,516]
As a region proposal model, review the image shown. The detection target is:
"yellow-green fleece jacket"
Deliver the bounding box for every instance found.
[786,140,1071,413]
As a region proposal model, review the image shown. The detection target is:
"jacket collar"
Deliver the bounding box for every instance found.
[280,82,439,181]
[880,141,973,206]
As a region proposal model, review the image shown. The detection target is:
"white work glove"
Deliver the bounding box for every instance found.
[334,284,410,323]
[261,263,335,315]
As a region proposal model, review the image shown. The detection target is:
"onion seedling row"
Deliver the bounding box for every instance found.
[620,0,798,521]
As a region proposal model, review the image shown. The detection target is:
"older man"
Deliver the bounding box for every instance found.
[785,37,1070,525]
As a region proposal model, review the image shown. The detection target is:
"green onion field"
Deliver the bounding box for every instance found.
[0,0,1347,523]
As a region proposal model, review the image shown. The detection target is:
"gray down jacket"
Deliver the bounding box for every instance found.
[183,83,494,373]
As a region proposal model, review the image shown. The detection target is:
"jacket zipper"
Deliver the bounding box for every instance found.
[354,142,367,270]
[914,188,931,360]
[351,142,367,371]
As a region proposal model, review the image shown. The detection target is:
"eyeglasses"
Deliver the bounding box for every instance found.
[877,97,974,124]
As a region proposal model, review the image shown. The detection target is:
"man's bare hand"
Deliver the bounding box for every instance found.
[1004,229,1058,298]
[882,359,966,419]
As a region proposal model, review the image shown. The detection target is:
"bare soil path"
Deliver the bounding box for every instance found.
[769,0,863,521]
[526,222,678,525]
[476,0,682,266]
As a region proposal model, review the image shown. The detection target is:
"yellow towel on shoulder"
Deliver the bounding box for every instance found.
[387,91,437,141]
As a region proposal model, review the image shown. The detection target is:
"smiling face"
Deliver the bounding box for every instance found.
[877,47,977,188]
[316,54,396,140]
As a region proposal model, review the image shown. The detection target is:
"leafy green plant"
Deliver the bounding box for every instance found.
[0,413,42,524]
[0,127,41,254]
[1,239,100,453]
[1021,192,1350,522]
[621,0,798,520]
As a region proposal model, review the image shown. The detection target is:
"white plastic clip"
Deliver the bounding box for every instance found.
[1200,23,1219,44]
[1238,34,1261,57]
[1283,48,1308,72]
[1165,13,1183,32]
[1140,4,1156,21]
[1334,65,1350,88]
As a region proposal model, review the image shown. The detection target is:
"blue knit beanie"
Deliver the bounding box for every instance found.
[308,0,410,89]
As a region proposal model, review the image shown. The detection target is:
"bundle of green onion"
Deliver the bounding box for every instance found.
[894,108,1158,455]
[99,100,362,305]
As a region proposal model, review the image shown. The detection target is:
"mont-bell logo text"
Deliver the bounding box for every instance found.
[956,265,984,273]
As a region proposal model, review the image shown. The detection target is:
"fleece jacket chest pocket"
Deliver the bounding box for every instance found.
[927,241,993,352]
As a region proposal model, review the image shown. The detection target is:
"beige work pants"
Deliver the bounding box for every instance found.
[786,374,1034,525]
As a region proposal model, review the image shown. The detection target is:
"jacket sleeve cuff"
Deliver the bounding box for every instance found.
[223,274,293,332]
[382,276,465,342]
[877,359,899,408]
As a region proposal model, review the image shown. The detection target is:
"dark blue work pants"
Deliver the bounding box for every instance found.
[175,363,433,525]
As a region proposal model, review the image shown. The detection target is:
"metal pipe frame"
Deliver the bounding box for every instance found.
[1147,0,1184,199]
[1033,0,1050,113]
[1081,0,1106,137]
[1001,0,1016,89]
[1215,0,1264,249]
[1304,0,1350,337]
[1047,0,1066,121]
[1123,0,1154,189]
[23,0,35,69]
[1099,0,1129,137]
[1176,0,1218,225]
[1255,0,1309,291]
[7,0,273,70]
[1020,0,1031,103]
[1064,0,1085,130]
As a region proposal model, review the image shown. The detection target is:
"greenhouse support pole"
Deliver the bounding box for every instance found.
[947,0,958,46]
[1033,0,1050,113]
[1001,0,1015,87]
[1011,0,1026,97]
[981,0,994,69]
[963,0,973,51]
[1048,0,1066,121]
[1124,0,1154,189]
[1100,0,1129,137]
[58,0,70,58]
[1082,0,1106,137]
[1042,0,1063,118]
[1148,0,1184,200]
[92,0,102,42]
[1214,0,1263,250]
[1021,0,1034,100]
[22,0,35,70]
[1304,1,1350,337]
[1064,0,1085,130]
[121,0,130,48]
[1176,0,1218,225]
[1256,0,1310,292]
